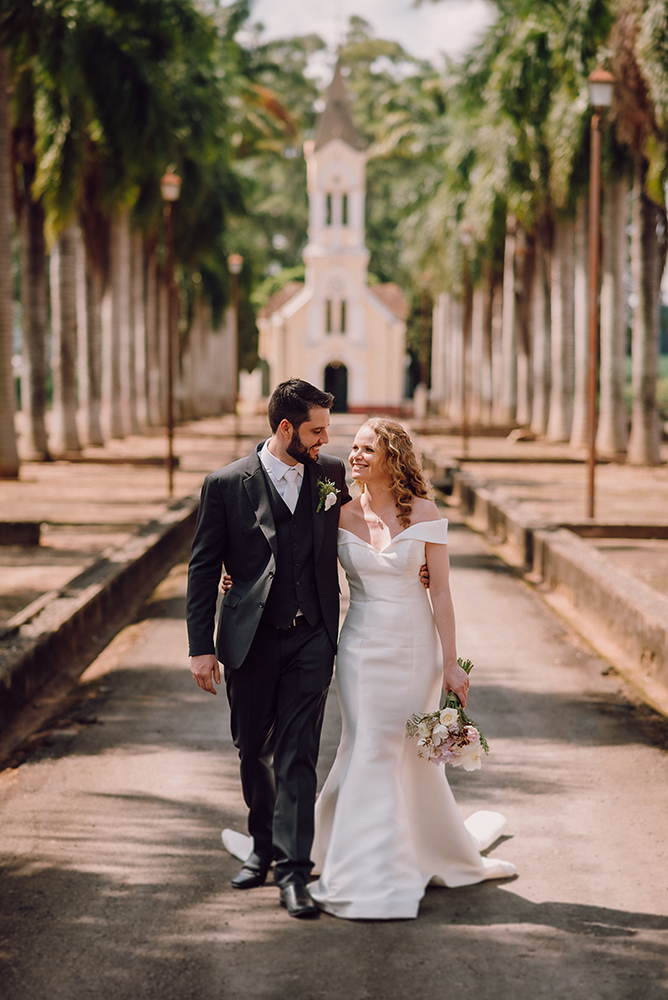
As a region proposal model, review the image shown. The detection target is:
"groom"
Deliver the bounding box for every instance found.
[187,378,351,919]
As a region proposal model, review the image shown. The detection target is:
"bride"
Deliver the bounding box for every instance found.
[308,418,515,920]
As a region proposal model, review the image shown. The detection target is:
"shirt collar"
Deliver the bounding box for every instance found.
[260,439,304,481]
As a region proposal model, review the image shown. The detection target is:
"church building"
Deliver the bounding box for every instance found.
[257,63,408,413]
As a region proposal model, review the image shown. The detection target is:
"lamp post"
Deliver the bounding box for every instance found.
[460,226,474,459]
[227,253,243,454]
[586,68,615,519]
[160,170,182,497]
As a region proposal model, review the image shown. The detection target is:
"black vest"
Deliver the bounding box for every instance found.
[261,470,321,629]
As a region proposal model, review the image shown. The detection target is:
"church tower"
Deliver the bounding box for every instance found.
[257,62,407,413]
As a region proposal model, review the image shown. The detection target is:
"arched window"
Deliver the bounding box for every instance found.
[326,193,332,226]
[340,300,347,334]
[342,194,348,226]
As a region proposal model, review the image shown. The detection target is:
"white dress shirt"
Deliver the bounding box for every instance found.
[259,440,304,514]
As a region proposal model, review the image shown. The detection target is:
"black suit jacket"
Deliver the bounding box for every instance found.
[186,445,351,669]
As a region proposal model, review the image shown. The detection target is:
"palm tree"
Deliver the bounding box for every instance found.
[597,174,629,455]
[624,0,668,464]
[569,197,589,447]
[14,90,50,460]
[51,226,82,454]
[0,47,19,477]
[546,216,575,441]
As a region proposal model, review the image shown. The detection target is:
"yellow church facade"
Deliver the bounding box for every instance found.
[257,65,408,414]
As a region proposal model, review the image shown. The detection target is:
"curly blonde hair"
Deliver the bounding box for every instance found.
[361,418,434,528]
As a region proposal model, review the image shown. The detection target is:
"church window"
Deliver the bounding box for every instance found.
[326,299,332,333]
[326,193,332,226]
[342,194,348,226]
[340,300,347,333]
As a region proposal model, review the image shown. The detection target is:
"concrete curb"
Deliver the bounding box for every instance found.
[435,463,668,717]
[0,496,199,734]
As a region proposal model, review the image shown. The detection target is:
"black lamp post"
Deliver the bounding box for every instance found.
[160,170,182,497]
[586,68,615,519]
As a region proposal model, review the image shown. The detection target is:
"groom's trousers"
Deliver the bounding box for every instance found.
[225,617,335,887]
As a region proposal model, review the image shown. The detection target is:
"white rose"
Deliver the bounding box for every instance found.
[459,743,482,771]
[416,721,431,739]
[439,708,459,729]
[461,753,482,772]
[324,492,337,511]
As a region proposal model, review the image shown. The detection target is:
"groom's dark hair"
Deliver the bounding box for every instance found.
[268,378,334,432]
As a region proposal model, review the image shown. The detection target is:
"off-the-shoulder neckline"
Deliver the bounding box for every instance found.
[338,519,448,554]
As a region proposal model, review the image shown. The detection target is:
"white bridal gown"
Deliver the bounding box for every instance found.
[309,519,516,920]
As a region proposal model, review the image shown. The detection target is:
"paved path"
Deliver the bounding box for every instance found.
[1,511,667,1000]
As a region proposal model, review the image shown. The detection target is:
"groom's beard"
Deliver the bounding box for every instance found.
[287,428,318,465]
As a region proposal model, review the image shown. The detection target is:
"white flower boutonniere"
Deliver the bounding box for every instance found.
[316,477,340,513]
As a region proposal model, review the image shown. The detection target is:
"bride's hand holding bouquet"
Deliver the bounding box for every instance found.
[442,656,470,708]
[406,658,489,771]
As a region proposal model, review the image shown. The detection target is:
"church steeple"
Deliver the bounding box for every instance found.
[314,60,366,152]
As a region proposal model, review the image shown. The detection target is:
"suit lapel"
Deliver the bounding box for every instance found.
[309,461,325,561]
[243,449,278,562]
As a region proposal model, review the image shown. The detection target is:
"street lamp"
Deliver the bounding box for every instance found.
[227,253,243,455]
[160,169,182,497]
[586,68,614,519]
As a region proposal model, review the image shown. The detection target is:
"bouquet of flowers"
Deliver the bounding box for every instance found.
[405,658,489,771]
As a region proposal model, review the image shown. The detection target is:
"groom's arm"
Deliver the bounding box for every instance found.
[187,474,228,662]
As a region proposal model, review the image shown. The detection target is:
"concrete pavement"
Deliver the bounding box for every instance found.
[0,511,667,999]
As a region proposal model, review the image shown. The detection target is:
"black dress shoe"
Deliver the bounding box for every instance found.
[231,855,271,890]
[279,883,320,919]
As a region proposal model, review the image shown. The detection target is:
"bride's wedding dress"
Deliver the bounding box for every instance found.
[308,519,516,920]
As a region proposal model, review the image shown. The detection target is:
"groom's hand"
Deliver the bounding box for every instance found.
[419,563,430,589]
[191,654,221,695]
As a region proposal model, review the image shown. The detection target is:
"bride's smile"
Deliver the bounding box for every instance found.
[349,426,390,489]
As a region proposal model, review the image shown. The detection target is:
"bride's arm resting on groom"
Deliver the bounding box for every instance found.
[425,535,469,708]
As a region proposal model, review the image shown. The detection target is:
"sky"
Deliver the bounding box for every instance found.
[249,0,496,69]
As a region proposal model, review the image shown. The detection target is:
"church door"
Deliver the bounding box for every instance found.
[324,362,348,412]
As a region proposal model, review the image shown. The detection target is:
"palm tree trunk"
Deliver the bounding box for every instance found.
[51,226,82,454]
[480,269,494,426]
[490,277,504,424]
[430,293,448,414]
[101,212,128,439]
[530,219,551,436]
[75,228,89,441]
[131,233,147,429]
[597,176,629,456]
[515,228,534,427]
[145,243,162,426]
[628,156,662,465]
[0,48,19,477]
[498,215,517,423]
[14,78,50,461]
[122,216,140,435]
[546,217,575,441]
[469,286,484,425]
[18,169,50,460]
[570,198,589,447]
[84,256,104,445]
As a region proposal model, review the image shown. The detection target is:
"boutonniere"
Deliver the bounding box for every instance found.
[316,477,340,513]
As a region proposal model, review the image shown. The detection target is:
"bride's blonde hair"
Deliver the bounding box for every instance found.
[361,418,434,528]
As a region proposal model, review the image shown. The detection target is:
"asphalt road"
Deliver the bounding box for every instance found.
[1,512,667,1000]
